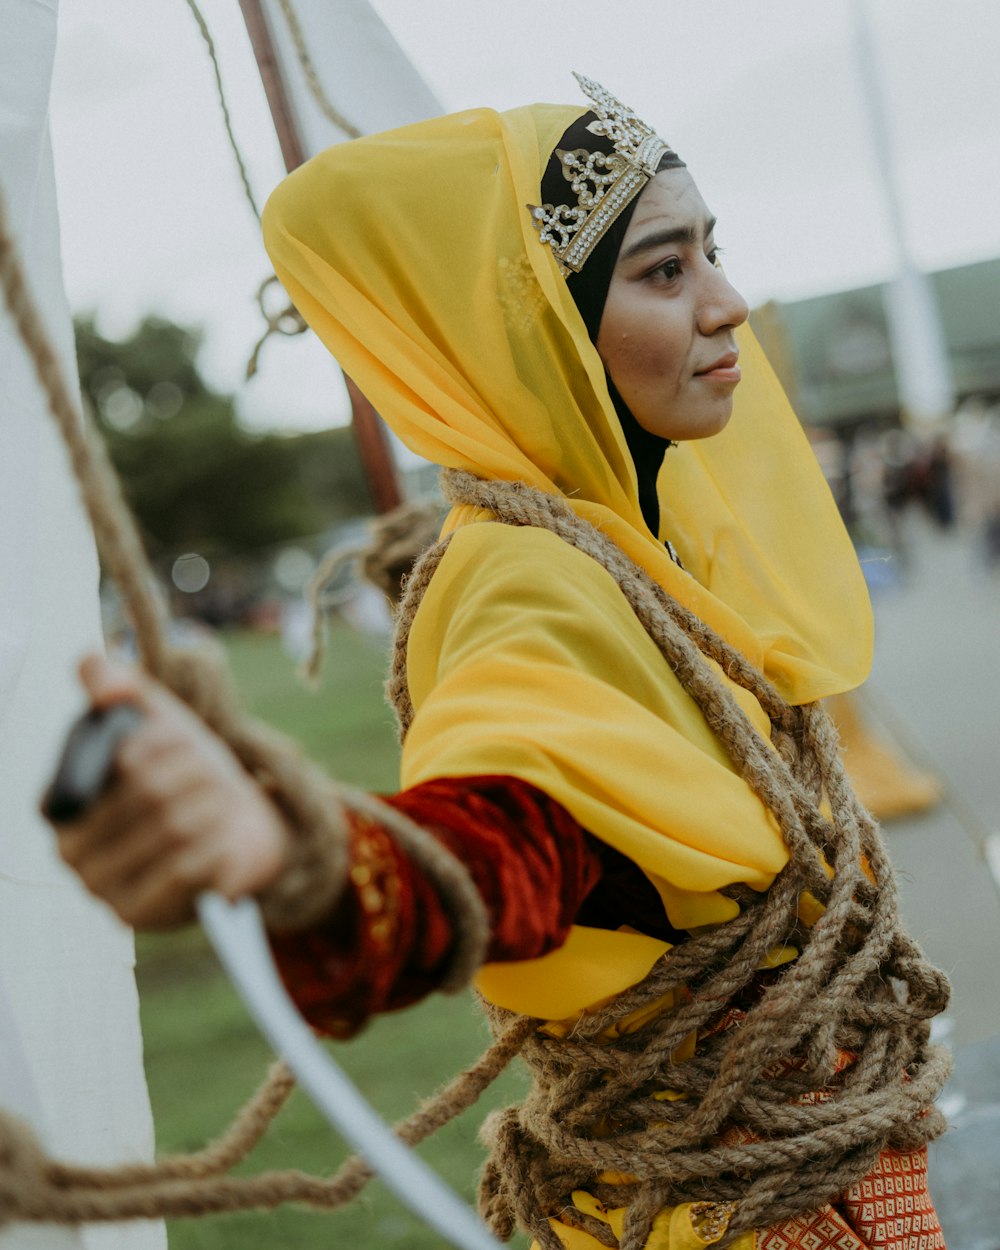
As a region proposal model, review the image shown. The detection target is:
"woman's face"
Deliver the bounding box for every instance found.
[596,168,749,441]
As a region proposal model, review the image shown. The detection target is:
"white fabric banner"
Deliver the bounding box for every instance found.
[259,0,441,154]
[0,1,165,1246]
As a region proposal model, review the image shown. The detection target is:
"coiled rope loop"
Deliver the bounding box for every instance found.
[388,470,951,1250]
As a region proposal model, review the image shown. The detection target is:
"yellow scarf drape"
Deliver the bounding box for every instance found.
[263,102,872,1017]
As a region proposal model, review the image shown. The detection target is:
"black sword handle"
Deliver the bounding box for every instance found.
[43,703,143,822]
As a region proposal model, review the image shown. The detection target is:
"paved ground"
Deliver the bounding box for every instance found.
[856,514,1000,1248]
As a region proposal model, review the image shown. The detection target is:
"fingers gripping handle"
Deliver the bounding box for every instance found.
[42,703,143,822]
[41,708,504,1248]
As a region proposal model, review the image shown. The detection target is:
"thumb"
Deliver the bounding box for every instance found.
[78,651,150,710]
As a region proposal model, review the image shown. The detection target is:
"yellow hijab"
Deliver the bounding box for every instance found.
[263,101,872,1017]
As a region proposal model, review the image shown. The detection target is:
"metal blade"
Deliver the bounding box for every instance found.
[197,892,506,1250]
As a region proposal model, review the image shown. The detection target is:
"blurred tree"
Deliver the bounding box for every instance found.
[74,315,373,560]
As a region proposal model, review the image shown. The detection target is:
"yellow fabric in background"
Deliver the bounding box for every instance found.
[263,101,873,1019]
[540,1192,756,1250]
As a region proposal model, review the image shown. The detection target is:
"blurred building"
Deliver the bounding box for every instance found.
[753,256,1000,431]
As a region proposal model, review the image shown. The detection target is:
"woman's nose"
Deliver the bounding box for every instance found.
[699,265,749,335]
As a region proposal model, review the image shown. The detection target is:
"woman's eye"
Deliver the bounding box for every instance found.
[651,258,682,282]
[708,246,726,268]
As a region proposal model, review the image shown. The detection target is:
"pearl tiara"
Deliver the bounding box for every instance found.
[527,73,678,276]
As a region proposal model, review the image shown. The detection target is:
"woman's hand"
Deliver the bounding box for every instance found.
[49,653,294,930]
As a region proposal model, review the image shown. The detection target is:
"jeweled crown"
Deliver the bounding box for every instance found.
[528,73,678,276]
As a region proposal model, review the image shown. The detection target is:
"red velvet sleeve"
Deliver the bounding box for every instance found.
[267,775,602,1037]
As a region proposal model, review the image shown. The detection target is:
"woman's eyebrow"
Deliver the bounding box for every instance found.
[619,216,718,263]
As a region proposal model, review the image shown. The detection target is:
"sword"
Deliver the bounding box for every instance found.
[45,706,506,1250]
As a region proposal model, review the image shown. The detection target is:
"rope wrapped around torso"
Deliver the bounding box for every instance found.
[389,468,952,1250]
[0,185,951,1236]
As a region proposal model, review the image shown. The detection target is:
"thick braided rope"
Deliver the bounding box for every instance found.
[0,172,949,1238]
[0,181,488,952]
[0,1018,532,1226]
[389,470,951,1250]
[0,187,496,1223]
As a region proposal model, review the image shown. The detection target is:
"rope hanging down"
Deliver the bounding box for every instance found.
[275,0,364,139]
[180,0,310,376]
[0,184,495,1229]
[184,0,263,221]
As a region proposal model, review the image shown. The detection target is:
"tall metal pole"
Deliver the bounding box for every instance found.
[238,0,403,512]
[850,0,954,428]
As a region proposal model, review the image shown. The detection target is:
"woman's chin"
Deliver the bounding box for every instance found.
[637,402,735,443]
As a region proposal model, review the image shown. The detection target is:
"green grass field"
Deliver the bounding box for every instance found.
[135,624,530,1249]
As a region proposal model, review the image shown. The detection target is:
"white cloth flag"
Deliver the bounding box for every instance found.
[0,2,165,1246]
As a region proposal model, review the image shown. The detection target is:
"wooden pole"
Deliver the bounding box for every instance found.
[343,375,404,513]
[237,0,307,170]
[238,0,404,512]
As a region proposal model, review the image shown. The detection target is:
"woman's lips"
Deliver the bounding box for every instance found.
[695,353,741,383]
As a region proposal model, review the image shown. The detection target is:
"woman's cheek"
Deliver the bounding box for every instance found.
[606,330,656,392]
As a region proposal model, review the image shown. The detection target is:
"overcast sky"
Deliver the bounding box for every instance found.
[50,0,1000,432]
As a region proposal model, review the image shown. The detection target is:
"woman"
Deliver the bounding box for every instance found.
[53,76,948,1250]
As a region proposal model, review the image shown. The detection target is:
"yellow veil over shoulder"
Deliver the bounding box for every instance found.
[263,101,872,1017]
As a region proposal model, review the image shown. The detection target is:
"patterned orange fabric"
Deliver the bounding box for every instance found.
[759,1148,945,1250]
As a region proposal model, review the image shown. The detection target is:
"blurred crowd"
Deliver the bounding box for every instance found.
[809,397,1000,578]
